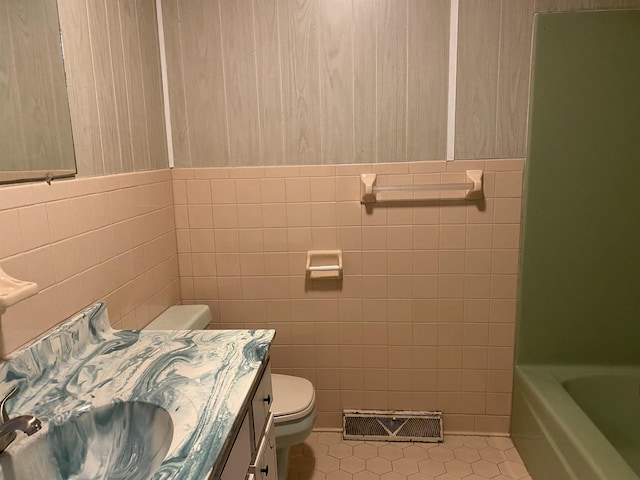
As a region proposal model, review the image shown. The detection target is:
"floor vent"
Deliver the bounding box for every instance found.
[343,409,443,442]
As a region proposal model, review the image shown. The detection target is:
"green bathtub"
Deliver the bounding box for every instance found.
[512,365,640,480]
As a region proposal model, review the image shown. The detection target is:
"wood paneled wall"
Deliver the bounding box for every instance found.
[0,0,75,174]
[162,0,450,167]
[455,0,533,159]
[57,0,168,177]
[7,0,638,176]
[161,0,640,167]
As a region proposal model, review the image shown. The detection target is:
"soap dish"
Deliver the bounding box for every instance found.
[0,266,39,314]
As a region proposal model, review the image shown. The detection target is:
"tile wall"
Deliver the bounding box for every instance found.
[173,158,524,433]
[0,170,179,355]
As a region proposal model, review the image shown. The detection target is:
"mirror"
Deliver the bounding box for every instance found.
[0,0,76,185]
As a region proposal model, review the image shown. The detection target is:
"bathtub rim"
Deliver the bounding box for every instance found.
[513,364,639,480]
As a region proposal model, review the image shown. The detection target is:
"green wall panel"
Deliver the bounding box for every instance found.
[516,11,640,365]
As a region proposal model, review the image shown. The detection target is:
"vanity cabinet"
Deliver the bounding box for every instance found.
[252,415,276,480]
[251,414,278,480]
[251,363,273,446]
[220,415,252,480]
[219,360,277,480]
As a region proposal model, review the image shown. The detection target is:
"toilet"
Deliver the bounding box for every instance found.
[270,373,316,480]
[144,305,317,480]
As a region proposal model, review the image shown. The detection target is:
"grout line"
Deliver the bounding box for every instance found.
[446,0,460,162]
[155,0,175,169]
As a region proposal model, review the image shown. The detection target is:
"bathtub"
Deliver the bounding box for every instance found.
[511,365,640,480]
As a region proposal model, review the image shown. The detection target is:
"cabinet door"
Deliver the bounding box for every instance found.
[251,362,273,447]
[221,413,251,480]
[252,414,278,480]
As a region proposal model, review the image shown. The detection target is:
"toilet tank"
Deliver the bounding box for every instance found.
[144,305,211,330]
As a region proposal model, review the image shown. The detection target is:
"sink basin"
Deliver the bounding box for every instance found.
[0,401,173,480]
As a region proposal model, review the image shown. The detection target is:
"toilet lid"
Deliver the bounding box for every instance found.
[271,374,316,424]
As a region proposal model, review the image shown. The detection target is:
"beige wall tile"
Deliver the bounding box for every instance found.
[1,171,177,355]
[464,275,492,300]
[493,224,521,249]
[439,251,465,274]
[0,210,23,258]
[285,178,311,203]
[238,229,264,254]
[361,226,387,250]
[262,229,288,252]
[19,205,51,251]
[310,177,336,202]
[186,180,212,205]
[490,275,518,299]
[412,275,439,299]
[336,176,361,202]
[387,226,413,250]
[362,252,387,275]
[187,206,214,229]
[439,225,466,249]
[495,171,524,198]
[191,229,216,253]
[465,250,492,274]
[487,370,513,393]
[311,203,337,227]
[494,198,523,224]
[462,370,488,393]
[211,180,237,204]
[467,198,495,224]
[488,347,515,370]
[261,205,288,228]
[191,253,217,277]
[490,299,517,324]
[492,249,519,274]
[387,251,413,275]
[465,225,493,249]
[336,202,361,227]
[235,179,262,204]
[286,203,312,227]
[212,205,238,229]
[260,178,286,203]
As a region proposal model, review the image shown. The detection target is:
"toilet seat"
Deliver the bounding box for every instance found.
[271,374,316,424]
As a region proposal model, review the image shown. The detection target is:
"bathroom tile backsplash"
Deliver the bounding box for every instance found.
[173,159,524,433]
[0,170,179,355]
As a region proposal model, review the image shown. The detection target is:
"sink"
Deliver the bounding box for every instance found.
[0,401,173,480]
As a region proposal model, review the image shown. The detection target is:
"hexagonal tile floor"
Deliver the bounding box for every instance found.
[286,433,532,480]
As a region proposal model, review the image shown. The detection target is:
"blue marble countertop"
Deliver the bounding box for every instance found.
[0,302,275,479]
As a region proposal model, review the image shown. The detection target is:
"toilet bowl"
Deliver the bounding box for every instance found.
[144,305,316,480]
[271,374,317,480]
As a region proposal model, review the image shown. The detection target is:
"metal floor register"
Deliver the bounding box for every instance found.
[343,410,443,442]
